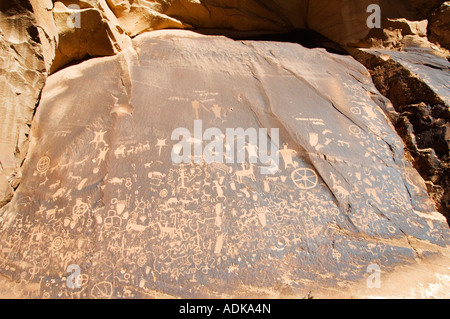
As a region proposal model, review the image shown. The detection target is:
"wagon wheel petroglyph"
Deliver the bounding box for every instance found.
[291,168,318,190]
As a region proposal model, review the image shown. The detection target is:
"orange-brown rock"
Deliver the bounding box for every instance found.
[1,30,449,299]
[0,0,46,207]
[25,0,448,73]
[29,0,130,73]
[429,2,450,50]
[1,0,450,300]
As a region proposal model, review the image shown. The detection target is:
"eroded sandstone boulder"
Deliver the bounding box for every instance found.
[1,30,449,298]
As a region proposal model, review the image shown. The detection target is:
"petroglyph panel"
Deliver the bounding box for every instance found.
[0,30,449,298]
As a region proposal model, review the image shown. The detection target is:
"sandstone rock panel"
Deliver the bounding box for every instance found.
[429,1,450,50]
[351,46,450,219]
[1,31,449,298]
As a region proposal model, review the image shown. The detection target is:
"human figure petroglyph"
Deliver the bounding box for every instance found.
[211,104,222,120]
[93,147,109,164]
[89,130,108,149]
[212,180,226,200]
[177,166,190,190]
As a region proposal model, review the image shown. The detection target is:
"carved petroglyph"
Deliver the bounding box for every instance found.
[235,163,256,184]
[1,64,449,299]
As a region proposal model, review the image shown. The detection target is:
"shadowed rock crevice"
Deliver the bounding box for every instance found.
[1,30,449,299]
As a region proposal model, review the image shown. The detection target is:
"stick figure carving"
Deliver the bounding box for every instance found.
[89,130,108,149]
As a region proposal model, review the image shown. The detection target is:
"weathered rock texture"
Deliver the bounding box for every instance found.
[0,30,449,299]
[20,0,446,74]
[1,0,450,299]
[429,2,450,50]
[350,35,450,220]
[0,0,46,207]
[29,0,130,73]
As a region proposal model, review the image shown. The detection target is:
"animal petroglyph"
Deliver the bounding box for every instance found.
[235,163,256,183]
[2,36,450,300]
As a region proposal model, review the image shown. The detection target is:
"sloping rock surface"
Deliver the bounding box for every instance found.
[1,30,449,298]
[25,0,446,74]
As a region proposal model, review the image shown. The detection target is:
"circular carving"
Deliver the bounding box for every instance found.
[137,255,147,268]
[349,125,361,136]
[36,156,50,173]
[291,168,318,190]
[51,236,64,251]
[78,274,90,288]
[159,189,168,198]
[350,107,361,115]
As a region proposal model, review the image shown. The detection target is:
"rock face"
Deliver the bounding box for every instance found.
[103,0,444,46]
[21,0,446,74]
[350,42,450,220]
[0,30,449,298]
[0,0,46,207]
[29,0,130,73]
[1,1,450,299]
